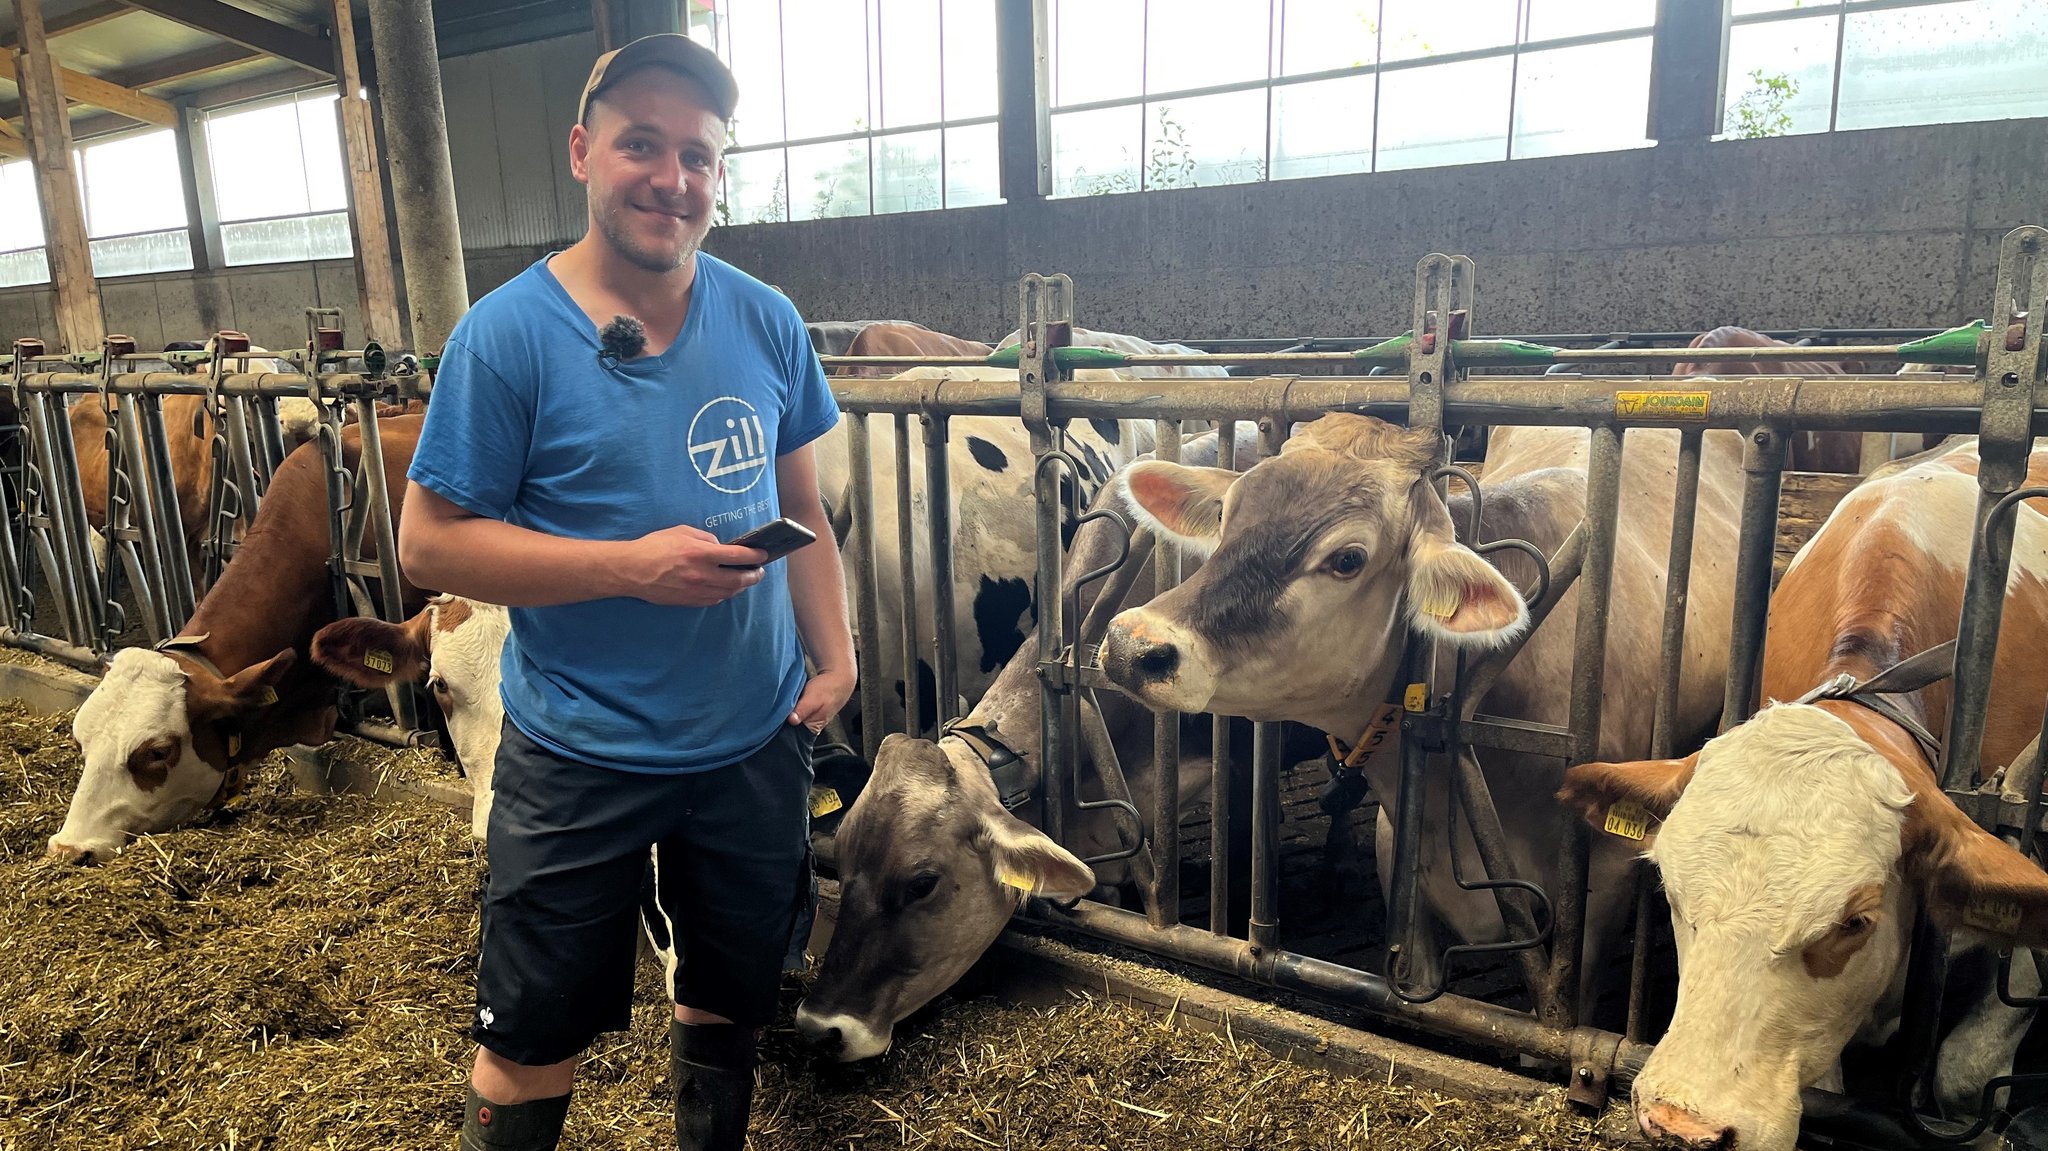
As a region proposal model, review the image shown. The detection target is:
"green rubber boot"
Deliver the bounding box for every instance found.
[457,1088,569,1151]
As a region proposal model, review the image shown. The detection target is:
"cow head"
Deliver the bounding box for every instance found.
[1100,414,1526,733]
[49,645,316,863]
[1559,703,2048,1151]
[311,596,509,839]
[795,734,1093,1060]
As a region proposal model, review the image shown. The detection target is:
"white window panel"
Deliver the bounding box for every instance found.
[1732,0,1827,15]
[782,0,871,139]
[724,149,790,225]
[1378,0,1519,63]
[1054,0,1144,107]
[80,131,187,237]
[219,212,352,267]
[1278,0,1380,77]
[208,100,317,220]
[942,0,1000,120]
[1144,90,1268,189]
[1051,104,1144,196]
[1837,0,2048,131]
[945,122,1002,207]
[874,129,942,214]
[90,229,194,277]
[296,94,349,213]
[726,0,787,144]
[1147,0,1269,95]
[0,247,50,289]
[1374,55,1513,170]
[878,0,943,127]
[1512,36,1654,159]
[1723,15,1839,137]
[1271,73,1375,180]
[1525,0,1655,41]
[0,161,45,252]
[788,138,871,220]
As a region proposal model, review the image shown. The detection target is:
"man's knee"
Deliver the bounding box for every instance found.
[674,1004,734,1025]
[473,1046,579,1103]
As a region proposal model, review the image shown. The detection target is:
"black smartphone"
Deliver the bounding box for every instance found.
[721,517,818,568]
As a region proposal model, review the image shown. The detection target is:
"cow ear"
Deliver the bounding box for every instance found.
[1910,794,2048,948]
[192,648,297,720]
[1405,493,1527,646]
[1120,461,1235,552]
[1557,752,1699,831]
[977,807,1096,900]
[311,613,428,688]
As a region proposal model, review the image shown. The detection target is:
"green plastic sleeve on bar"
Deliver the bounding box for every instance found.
[1896,321,1987,366]
[984,344,1132,370]
[418,353,442,376]
[1450,338,1564,367]
[1351,332,1415,363]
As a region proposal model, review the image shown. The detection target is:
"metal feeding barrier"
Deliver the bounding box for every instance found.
[0,309,427,737]
[820,224,2048,1146]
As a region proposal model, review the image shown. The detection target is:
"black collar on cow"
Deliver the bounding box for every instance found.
[940,720,1034,813]
[155,633,264,809]
[1794,639,1957,767]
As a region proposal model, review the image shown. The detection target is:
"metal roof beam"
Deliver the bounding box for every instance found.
[105,42,259,90]
[113,0,335,75]
[0,0,130,50]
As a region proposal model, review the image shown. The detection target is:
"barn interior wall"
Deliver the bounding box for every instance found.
[2,111,2041,352]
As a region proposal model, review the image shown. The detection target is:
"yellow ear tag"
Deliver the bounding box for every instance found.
[1963,895,2023,934]
[997,867,1038,894]
[1604,800,1651,841]
[226,733,243,759]
[256,686,278,707]
[1403,683,1429,713]
[808,786,843,818]
[1418,585,1462,619]
[363,649,395,674]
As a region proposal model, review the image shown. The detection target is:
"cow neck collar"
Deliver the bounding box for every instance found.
[154,633,259,807]
[1794,639,1956,768]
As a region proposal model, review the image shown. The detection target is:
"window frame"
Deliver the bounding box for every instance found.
[200,85,356,269]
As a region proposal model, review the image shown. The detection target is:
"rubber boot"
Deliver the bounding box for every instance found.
[458,1088,569,1150]
[672,1020,757,1151]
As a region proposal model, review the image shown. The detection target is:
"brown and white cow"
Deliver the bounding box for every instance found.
[1098,414,1744,1014]
[842,321,991,378]
[310,594,509,840]
[1558,437,2048,1151]
[47,416,425,863]
[1673,327,1897,474]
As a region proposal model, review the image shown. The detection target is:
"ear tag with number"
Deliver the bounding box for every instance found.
[1604,799,1651,841]
[363,649,395,675]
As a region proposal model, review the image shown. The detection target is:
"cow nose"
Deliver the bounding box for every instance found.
[792,1011,844,1056]
[1638,1101,1735,1149]
[45,840,94,866]
[1103,624,1179,687]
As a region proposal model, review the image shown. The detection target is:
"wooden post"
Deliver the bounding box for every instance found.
[11,0,104,352]
[592,0,614,52]
[331,0,401,347]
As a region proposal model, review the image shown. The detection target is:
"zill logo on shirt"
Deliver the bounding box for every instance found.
[687,397,770,494]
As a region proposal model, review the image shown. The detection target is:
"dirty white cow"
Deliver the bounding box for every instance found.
[1099,414,1744,1019]
[311,594,509,839]
[1559,437,2048,1151]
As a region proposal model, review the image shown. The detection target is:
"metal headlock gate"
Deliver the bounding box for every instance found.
[0,312,428,737]
[823,224,2048,1146]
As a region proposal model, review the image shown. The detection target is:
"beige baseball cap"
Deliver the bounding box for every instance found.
[579,33,739,124]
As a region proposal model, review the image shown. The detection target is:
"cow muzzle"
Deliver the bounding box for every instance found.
[1100,612,1213,710]
[792,1006,891,1062]
[1638,1101,1737,1149]
[45,838,101,866]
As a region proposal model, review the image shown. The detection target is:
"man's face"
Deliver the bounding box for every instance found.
[572,66,725,274]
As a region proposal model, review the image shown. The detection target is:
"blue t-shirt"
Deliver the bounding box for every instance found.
[408,253,839,774]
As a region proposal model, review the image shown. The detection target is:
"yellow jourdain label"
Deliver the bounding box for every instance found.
[1403,683,1428,713]
[364,649,395,674]
[997,867,1037,893]
[1963,895,2023,934]
[1615,391,1711,421]
[808,786,843,818]
[1604,799,1651,841]
[226,733,243,758]
[257,686,278,706]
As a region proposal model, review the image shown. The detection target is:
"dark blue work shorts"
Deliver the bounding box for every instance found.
[471,718,814,1067]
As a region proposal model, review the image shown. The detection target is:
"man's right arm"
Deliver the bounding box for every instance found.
[398,482,770,608]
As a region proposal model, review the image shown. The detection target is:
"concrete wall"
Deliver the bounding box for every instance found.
[4,115,2043,351]
[706,117,2048,343]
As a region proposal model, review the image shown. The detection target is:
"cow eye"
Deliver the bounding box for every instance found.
[905,872,941,902]
[1841,913,1874,935]
[1324,547,1368,579]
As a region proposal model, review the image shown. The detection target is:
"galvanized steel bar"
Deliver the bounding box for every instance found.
[1148,417,1184,930]
[1248,417,1292,953]
[1546,423,1626,1030]
[351,397,416,732]
[893,413,922,736]
[1210,415,1243,938]
[921,410,960,730]
[1722,428,1786,725]
[112,398,176,639]
[136,396,197,627]
[1020,274,1073,851]
[32,392,104,649]
[846,415,885,763]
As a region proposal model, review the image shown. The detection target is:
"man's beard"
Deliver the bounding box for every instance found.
[595,199,705,274]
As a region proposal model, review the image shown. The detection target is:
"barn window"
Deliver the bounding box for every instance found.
[77,130,195,278]
[202,89,354,267]
[1049,0,1657,197]
[1721,0,2048,138]
[0,160,49,289]
[698,0,1005,223]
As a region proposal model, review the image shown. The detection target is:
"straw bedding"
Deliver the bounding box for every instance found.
[0,699,1624,1150]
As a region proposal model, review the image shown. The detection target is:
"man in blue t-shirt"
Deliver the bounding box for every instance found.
[399,33,854,1151]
